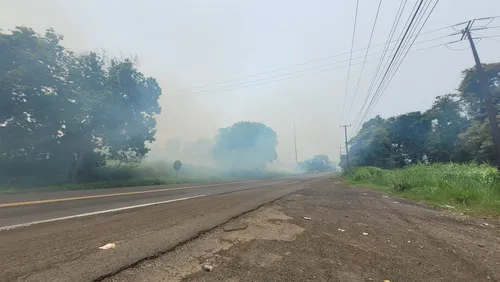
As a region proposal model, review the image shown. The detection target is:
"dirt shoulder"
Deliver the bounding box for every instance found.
[107,179,500,282]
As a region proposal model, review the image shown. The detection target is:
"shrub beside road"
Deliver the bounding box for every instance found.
[343,163,500,218]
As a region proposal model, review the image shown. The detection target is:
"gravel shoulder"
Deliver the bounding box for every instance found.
[107,179,500,282]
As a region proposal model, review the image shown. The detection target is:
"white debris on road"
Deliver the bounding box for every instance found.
[202,264,214,272]
[98,243,116,250]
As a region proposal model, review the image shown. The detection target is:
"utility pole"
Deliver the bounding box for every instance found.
[293,123,298,163]
[339,145,344,169]
[462,20,500,173]
[340,124,351,171]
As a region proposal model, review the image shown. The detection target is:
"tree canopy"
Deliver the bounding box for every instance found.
[213,121,278,170]
[347,62,500,169]
[0,27,161,185]
[297,154,335,172]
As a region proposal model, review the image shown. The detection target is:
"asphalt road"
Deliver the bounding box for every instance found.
[0,175,320,229]
[0,174,326,281]
[107,178,500,282]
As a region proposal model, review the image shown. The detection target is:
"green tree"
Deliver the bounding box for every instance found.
[387,111,431,165]
[456,119,495,164]
[100,58,162,167]
[347,62,500,170]
[458,63,500,121]
[0,27,73,182]
[349,112,431,169]
[0,27,162,185]
[349,116,395,168]
[425,94,468,162]
[213,121,278,170]
[298,154,333,172]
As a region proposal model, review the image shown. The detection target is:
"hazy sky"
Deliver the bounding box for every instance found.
[2,0,499,166]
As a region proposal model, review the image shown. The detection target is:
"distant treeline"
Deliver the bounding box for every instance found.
[345,63,500,169]
[297,154,335,172]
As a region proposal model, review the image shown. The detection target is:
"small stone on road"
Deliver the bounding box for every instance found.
[223,222,248,232]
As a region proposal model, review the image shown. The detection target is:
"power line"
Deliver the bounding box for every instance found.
[184,41,451,98]
[444,42,472,51]
[363,0,440,123]
[181,33,453,97]
[340,0,360,123]
[344,0,383,124]
[349,15,495,139]
[356,0,435,132]
[352,0,441,136]
[353,0,426,133]
[174,22,456,95]
[362,4,497,129]
[387,0,433,75]
[476,33,500,42]
[350,0,409,134]
[363,0,434,120]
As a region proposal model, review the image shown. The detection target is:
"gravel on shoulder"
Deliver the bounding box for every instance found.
[107,179,500,282]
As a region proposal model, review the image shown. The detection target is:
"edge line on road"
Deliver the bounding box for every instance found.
[0,181,246,208]
[0,195,206,231]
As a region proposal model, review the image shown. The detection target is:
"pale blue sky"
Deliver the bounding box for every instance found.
[2,0,499,167]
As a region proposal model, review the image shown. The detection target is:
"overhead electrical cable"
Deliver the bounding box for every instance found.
[344,0,384,124]
[340,0,360,122]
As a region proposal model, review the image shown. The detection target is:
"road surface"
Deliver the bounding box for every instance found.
[0,175,325,281]
[109,178,500,282]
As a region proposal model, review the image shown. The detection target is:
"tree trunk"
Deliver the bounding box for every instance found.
[68,151,85,183]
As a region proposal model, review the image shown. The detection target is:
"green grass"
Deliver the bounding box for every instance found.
[342,163,500,218]
[0,162,295,194]
[0,177,208,194]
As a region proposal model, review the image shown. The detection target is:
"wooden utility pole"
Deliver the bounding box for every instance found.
[340,124,351,171]
[462,20,500,173]
[293,123,298,163]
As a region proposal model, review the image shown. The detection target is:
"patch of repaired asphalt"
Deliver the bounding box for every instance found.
[105,179,500,282]
[105,205,304,282]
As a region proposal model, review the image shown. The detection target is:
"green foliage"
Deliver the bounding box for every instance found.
[297,154,335,172]
[456,119,495,163]
[0,27,161,186]
[426,94,469,162]
[458,63,500,121]
[348,62,500,168]
[349,112,432,169]
[349,166,383,181]
[213,121,278,170]
[344,164,500,217]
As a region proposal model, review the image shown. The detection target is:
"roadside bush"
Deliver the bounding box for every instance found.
[349,166,383,181]
[344,163,500,217]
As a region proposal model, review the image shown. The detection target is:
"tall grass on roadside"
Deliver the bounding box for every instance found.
[0,160,294,193]
[343,163,500,217]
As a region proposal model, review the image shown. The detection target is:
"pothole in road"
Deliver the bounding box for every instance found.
[105,204,304,282]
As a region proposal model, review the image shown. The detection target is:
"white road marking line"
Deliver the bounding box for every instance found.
[0,195,206,232]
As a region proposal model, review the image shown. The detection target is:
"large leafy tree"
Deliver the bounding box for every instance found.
[213,121,278,170]
[425,94,468,162]
[388,111,432,164]
[456,119,495,163]
[297,154,334,172]
[349,116,395,168]
[458,63,500,121]
[0,27,73,181]
[456,63,500,164]
[0,27,161,184]
[349,112,431,169]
